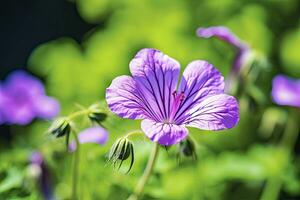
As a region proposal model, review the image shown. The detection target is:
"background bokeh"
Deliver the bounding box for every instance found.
[1,0,300,199]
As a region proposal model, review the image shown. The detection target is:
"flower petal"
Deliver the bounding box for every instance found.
[0,85,5,124]
[69,127,109,152]
[141,119,188,146]
[182,94,239,130]
[106,75,147,119]
[30,152,44,165]
[130,48,180,121]
[1,70,46,125]
[174,60,224,123]
[2,98,35,125]
[4,70,45,96]
[196,26,250,79]
[272,75,300,108]
[196,26,246,49]
[34,96,60,119]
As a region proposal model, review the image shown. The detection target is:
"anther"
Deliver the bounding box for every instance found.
[179,92,185,101]
[172,91,177,97]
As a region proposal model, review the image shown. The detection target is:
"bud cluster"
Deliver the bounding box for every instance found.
[48,103,108,149]
[49,117,71,138]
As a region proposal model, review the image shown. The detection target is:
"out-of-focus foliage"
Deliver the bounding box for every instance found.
[28,0,276,110]
[1,0,300,199]
[281,27,300,76]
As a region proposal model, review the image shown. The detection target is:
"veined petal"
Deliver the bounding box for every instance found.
[130,48,180,121]
[272,75,300,108]
[106,75,147,119]
[196,26,246,49]
[182,94,239,130]
[69,127,108,152]
[174,60,224,123]
[141,119,188,146]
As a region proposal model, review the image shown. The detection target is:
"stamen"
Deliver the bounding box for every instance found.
[172,91,177,98]
[168,91,185,123]
[179,92,185,101]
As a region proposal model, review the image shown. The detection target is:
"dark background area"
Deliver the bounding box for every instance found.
[0,0,93,140]
[0,0,93,78]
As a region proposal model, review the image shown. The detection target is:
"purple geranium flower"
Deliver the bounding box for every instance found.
[69,127,109,152]
[106,48,239,145]
[197,26,251,92]
[272,75,300,108]
[0,71,60,125]
[197,26,250,74]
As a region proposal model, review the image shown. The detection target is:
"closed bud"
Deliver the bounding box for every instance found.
[108,137,134,173]
[88,104,107,125]
[48,117,71,138]
[178,138,197,159]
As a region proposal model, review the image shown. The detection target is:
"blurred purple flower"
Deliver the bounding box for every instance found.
[197,26,245,49]
[106,48,239,146]
[197,26,250,73]
[69,126,109,152]
[197,26,251,91]
[0,71,60,125]
[0,86,5,124]
[272,75,300,108]
[30,151,44,165]
[29,152,55,200]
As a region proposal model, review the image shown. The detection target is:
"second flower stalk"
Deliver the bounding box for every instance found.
[48,103,108,199]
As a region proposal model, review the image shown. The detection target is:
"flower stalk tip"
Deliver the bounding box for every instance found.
[178,137,197,160]
[88,103,107,125]
[48,117,71,138]
[108,137,135,173]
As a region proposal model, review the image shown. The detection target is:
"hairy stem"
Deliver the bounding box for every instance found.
[68,110,89,121]
[127,143,159,200]
[71,131,80,200]
[125,130,144,139]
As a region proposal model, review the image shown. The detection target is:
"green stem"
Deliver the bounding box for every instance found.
[125,130,144,139]
[127,143,160,200]
[68,110,89,121]
[71,131,80,200]
[280,110,299,151]
[260,109,299,200]
[260,177,282,200]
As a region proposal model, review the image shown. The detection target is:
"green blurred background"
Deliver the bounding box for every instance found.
[1,0,300,199]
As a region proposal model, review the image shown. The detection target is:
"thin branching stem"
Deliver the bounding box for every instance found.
[127,143,159,200]
[71,130,80,200]
[68,110,89,121]
[124,130,144,139]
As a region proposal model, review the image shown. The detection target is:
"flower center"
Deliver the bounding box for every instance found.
[168,91,185,123]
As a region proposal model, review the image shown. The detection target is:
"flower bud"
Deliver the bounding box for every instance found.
[108,137,134,173]
[178,138,197,159]
[88,104,107,125]
[48,117,71,138]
